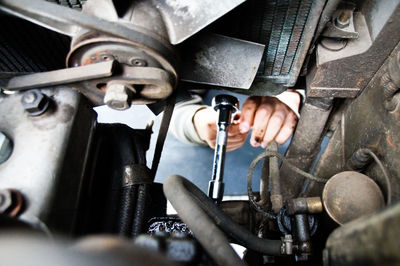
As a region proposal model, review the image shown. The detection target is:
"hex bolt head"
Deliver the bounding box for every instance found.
[335,10,351,29]
[104,83,135,110]
[0,132,12,164]
[21,89,50,116]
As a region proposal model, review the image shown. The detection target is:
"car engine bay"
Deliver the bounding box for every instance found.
[0,0,399,265]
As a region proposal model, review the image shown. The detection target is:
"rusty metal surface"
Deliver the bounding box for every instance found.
[324,203,400,266]
[322,171,384,225]
[308,41,400,201]
[307,2,400,98]
[153,0,245,45]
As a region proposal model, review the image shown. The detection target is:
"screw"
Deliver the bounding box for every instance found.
[100,54,115,61]
[21,89,50,116]
[0,132,12,164]
[130,58,147,67]
[104,83,135,110]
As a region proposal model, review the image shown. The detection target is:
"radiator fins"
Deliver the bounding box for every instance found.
[211,0,317,87]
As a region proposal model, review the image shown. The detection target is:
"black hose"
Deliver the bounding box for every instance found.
[163,175,282,261]
[131,184,149,238]
[118,185,138,236]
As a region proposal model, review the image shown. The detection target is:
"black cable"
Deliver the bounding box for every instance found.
[247,150,327,219]
[163,175,283,259]
[360,148,392,205]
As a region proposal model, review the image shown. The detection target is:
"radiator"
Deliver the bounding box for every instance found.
[212,0,325,87]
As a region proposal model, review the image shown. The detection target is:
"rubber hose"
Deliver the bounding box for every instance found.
[164,175,246,266]
[164,175,282,258]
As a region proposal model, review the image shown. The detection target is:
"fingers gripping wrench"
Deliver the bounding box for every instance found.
[208,94,239,204]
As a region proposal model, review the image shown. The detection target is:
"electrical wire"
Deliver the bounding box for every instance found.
[247,150,327,218]
[360,148,392,205]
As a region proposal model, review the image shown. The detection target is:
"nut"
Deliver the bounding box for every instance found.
[0,132,12,164]
[21,89,50,116]
[104,83,135,110]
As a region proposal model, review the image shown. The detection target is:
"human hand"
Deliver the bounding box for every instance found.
[193,107,247,152]
[239,91,300,148]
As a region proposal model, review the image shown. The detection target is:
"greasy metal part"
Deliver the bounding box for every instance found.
[69,65,174,106]
[0,132,12,164]
[0,87,96,233]
[219,201,255,232]
[67,33,176,105]
[335,10,351,28]
[153,0,245,44]
[308,41,400,200]
[382,51,400,111]
[180,33,265,90]
[21,90,50,116]
[322,171,385,225]
[3,61,116,91]
[294,214,312,259]
[287,197,323,215]
[322,8,359,39]
[0,0,176,66]
[103,82,134,110]
[208,95,239,203]
[279,97,333,201]
[324,203,400,266]
[347,148,373,171]
[268,142,282,213]
[308,2,400,98]
[281,234,294,255]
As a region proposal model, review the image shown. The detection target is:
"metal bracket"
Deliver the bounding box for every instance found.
[2,60,116,91]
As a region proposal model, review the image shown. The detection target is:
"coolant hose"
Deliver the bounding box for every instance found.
[163,175,282,265]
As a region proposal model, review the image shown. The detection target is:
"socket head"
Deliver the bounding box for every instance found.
[212,94,239,112]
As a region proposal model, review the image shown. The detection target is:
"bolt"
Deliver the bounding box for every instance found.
[21,89,50,116]
[104,83,135,110]
[0,132,12,164]
[335,10,351,29]
[130,58,147,67]
[100,54,115,62]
